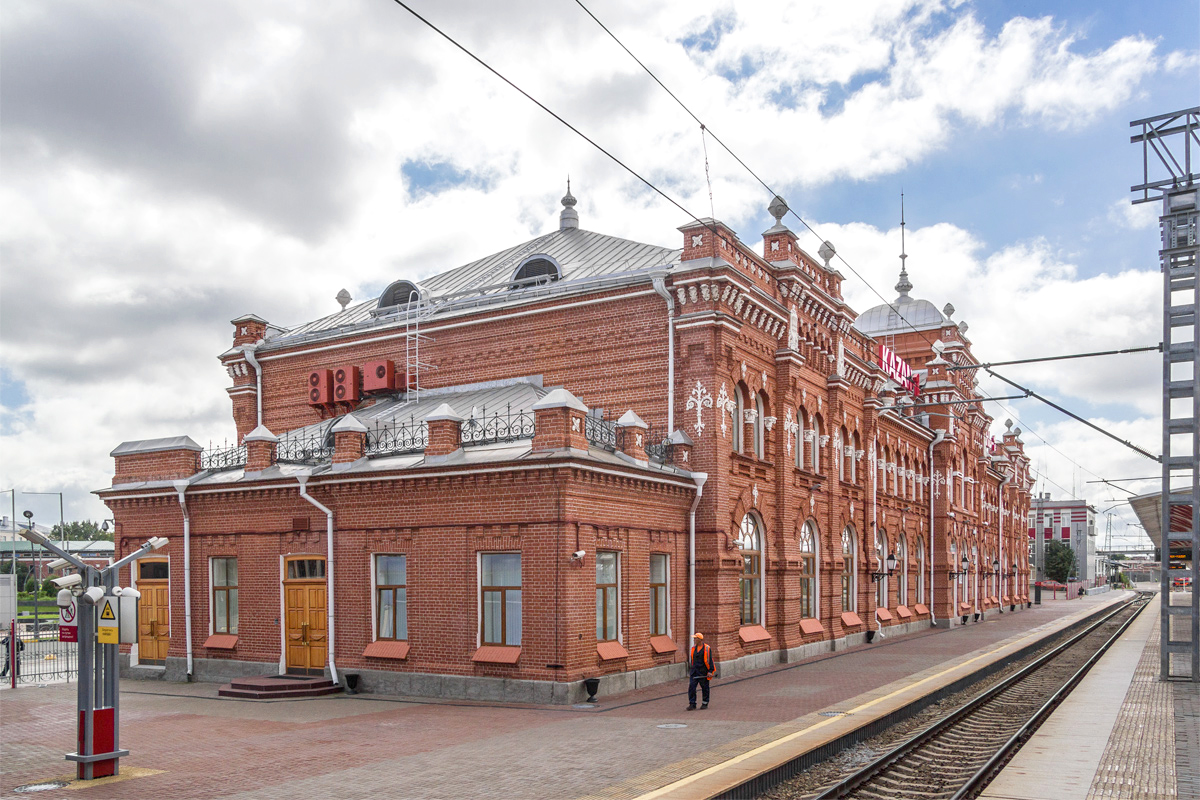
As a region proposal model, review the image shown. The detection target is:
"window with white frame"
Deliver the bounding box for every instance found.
[211,557,238,634]
[836,427,846,481]
[737,514,763,625]
[733,385,745,453]
[649,553,669,637]
[897,534,908,606]
[596,551,620,642]
[799,522,817,619]
[812,415,824,474]
[375,554,407,641]
[795,409,806,469]
[875,529,888,608]
[753,392,765,459]
[917,537,926,603]
[481,553,521,646]
[841,526,856,612]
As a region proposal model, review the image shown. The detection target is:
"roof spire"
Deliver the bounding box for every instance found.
[895,191,912,300]
[560,177,579,230]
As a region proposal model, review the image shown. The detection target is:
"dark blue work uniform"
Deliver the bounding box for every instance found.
[687,639,714,708]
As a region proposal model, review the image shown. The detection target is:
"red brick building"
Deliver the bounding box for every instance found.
[101,188,1033,702]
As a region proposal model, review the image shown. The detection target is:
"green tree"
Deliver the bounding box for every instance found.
[50,520,112,542]
[1045,540,1076,583]
[41,577,56,596]
[24,573,37,594]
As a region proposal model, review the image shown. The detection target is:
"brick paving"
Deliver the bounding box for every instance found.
[0,595,1122,800]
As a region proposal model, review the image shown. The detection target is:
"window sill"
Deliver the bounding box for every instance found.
[895,605,912,620]
[738,624,771,644]
[913,604,929,616]
[363,641,409,660]
[799,618,824,636]
[959,602,972,613]
[840,611,864,628]
[597,641,629,661]
[875,607,894,622]
[472,645,521,664]
[204,634,237,650]
[649,635,676,655]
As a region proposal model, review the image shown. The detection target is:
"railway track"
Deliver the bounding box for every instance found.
[799,594,1151,800]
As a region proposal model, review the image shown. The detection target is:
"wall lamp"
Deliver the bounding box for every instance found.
[870,552,897,583]
[981,559,1001,578]
[948,555,970,578]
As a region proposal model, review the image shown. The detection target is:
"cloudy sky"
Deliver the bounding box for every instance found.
[1,0,1195,545]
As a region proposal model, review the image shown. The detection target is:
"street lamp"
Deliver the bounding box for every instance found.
[22,510,41,640]
[871,552,898,582]
[23,491,64,547]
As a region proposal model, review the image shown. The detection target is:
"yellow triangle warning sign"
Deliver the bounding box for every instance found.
[100,602,116,621]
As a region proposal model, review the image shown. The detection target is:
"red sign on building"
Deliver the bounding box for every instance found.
[879,343,920,396]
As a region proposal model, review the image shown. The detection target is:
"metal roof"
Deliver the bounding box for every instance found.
[269,227,681,347]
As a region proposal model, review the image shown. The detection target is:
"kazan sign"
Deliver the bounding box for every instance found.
[879,343,920,397]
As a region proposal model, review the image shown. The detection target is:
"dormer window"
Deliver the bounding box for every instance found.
[511,255,562,288]
[377,280,421,311]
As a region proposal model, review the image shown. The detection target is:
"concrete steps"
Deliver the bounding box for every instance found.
[218,675,342,700]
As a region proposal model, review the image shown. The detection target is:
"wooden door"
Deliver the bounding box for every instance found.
[284,559,327,675]
[137,559,171,664]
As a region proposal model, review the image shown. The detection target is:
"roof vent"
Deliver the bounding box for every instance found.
[336,288,352,309]
[377,280,421,311]
[560,180,579,230]
[512,255,562,288]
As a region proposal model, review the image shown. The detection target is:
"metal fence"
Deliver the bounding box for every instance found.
[365,417,428,457]
[460,406,535,446]
[6,619,77,686]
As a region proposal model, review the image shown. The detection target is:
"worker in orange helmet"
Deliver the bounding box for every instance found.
[686,632,715,710]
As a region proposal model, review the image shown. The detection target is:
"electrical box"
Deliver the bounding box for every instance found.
[308,369,333,406]
[118,589,140,645]
[362,359,396,393]
[333,366,360,403]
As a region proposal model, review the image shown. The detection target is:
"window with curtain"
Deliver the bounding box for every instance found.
[375,554,407,641]
[212,557,238,635]
[649,554,668,637]
[596,551,619,641]
[481,553,521,646]
[737,514,763,625]
[841,526,856,612]
[799,523,817,619]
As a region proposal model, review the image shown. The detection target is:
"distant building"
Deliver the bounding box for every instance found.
[1027,493,1097,581]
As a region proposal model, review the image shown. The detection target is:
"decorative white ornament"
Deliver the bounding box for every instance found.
[819,435,830,446]
[788,306,799,350]
[764,416,777,431]
[741,361,747,378]
[635,432,643,448]
[676,288,686,305]
[783,409,796,455]
[571,417,581,432]
[761,370,768,388]
[715,383,734,438]
[692,234,704,247]
[810,494,816,513]
[752,484,759,505]
[771,240,779,251]
[686,380,714,437]
[743,408,759,424]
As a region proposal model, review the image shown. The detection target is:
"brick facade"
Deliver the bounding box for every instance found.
[103,198,1033,701]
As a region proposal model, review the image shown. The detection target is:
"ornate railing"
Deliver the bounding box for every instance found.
[644,425,673,464]
[200,443,247,471]
[365,417,427,457]
[584,413,618,451]
[460,405,535,446]
[276,428,333,465]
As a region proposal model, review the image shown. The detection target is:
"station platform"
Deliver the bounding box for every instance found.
[0,590,1177,800]
[982,590,1199,800]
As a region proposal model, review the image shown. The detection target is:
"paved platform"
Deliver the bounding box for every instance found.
[983,590,1200,800]
[0,592,1140,800]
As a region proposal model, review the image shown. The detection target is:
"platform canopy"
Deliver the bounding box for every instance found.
[1129,490,1194,551]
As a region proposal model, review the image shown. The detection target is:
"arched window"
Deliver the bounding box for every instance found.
[875,529,888,609]
[733,385,745,454]
[377,280,421,311]
[799,522,818,620]
[737,514,763,626]
[851,432,861,484]
[795,409,806,469]
[880,448,890,495]
[511,254,562,287]
[899,455,907,498]
[841,526,856,613]
[897,533,908,606]
[950,541,958,609]
[916,463,924,502]
[836,427,847,481]
[753,392,766,459]
[812,414,824,475]
[916,537,926,604]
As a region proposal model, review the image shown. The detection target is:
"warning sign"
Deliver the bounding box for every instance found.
[97,596,120,644]
[59,599,78,643]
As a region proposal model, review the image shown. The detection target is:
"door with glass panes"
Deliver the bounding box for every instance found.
[137,559,170,664]
[283,557,327,674]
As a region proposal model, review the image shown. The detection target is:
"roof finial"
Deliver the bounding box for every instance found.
[560,177,579,230]
[895,191,912,300]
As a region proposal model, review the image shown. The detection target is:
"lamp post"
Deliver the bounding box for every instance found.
[949,555,970,624]
[22,510,40,640]
[23,491,64,548]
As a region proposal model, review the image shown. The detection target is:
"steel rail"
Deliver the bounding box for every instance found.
[951,596,1149,799]
[811,594,1149,800]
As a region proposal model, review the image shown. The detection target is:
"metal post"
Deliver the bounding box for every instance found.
[77,568,94,780]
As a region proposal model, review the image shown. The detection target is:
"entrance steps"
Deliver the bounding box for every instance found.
[218,675,343,700]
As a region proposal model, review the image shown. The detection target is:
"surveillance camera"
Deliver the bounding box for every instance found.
[57,588,76,608]
[81,586,105,605]
[48,558,70,571]
[51,573,82,589]
[112,586,124,596]
[572,550,586,560]
[148,536,168,550]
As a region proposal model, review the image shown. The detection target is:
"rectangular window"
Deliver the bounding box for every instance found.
[741,554,761,625]
[596,551,619,641]
[375,555,407,641]
[799,554,815,619]
[649,554,668,636]
[481,553,521,646]
[140,560,169,580]
[212,557,238,635]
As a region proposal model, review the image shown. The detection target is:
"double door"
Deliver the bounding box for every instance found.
[284,558,327,675]
[137,559,170,664]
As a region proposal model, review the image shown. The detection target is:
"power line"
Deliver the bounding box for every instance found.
[945,344,1162,371]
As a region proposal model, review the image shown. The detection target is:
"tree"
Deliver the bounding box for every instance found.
[41,578,56,596]
[24,574,37,594]
[1045,540,1076,583]
[50,520,112,542]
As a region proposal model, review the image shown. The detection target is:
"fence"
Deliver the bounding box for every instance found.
[6,618,77,687]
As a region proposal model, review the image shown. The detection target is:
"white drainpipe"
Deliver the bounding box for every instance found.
[928,429,946,625]
[297,475,338,685]
[242,343,263,429]
[651,275,675,433]
[688,472,708,640]
[999,471,1013,605]
[173,480,194,680]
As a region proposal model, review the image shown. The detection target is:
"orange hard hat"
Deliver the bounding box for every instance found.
[693,632,703,639]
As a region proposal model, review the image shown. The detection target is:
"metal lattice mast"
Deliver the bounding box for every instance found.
[1131,107,1200,681]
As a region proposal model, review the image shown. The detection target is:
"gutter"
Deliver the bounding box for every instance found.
[172,480,195,680]
[651,275,676,433]
[928,428,946,625]
[297,475,338,685]
[999,471,1013,607]
[241,343,263,429]
[688,472,708,640]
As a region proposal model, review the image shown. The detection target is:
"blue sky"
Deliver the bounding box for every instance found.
[0,0,1196,545]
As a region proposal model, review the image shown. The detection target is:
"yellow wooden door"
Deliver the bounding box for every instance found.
[284,582,327,673]
[138,582,170,663]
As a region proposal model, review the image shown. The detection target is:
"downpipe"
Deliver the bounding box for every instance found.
[688,472,708,640]
[241,343,263,429]
[173,480,194,680]
[297,475,338,685]
[928,429,945,626]
[651,275,675,433]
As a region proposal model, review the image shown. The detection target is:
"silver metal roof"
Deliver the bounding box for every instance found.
[270,227,681,346]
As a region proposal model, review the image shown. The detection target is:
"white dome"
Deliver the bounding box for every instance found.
[853,265,946,335]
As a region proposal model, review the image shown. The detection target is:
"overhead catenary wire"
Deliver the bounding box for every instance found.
[945,344,1162,371]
